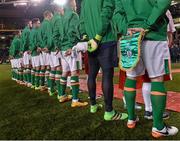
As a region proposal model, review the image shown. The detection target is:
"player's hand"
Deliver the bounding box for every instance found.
[168,40,174,48]
[88,34,102,53]
[168,32,174,48]
[88,39,98,52]
[19,52,23,55]
[128,28,145,36]
[81,34,89,41]
[37,47,41,53]
[9,56,13,59]
[65,49,72,56]
[27,51,31,54]
[43,47,49,53]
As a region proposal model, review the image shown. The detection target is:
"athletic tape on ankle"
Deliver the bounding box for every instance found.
[60,77,67,85]
[55,74,61,81]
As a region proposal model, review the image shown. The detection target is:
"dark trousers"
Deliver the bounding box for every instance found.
[87,41,117,112]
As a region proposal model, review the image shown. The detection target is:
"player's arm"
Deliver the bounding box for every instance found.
[113,0,127,36]
[46,22,53,50]
[97,0,115,38]
[29,33,36,52]
[88,0,115,52]
[142,0,171,30]
[167,10,176,48]
[41,23,48,48]
[68,13,80,48]
[14,39,19,56]
[53,19,61,50]
[11,40,16,57]
[79,0,88,40]
[24,31,30,51]
[19,37,24,55]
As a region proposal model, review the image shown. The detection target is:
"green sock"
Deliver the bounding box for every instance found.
[19,69,23,81]
[14,69,17,79]
[40,69,45,86]
[31,69,35,85]
[49,70,56,93]
[25,69,29,82]
[151,82,167,130]
[15,69,19,80]
[55,70,62,96]
[45,70,50,88]
[23,69,27,82]
[27,69,31,83]
[71,76,79,100]
[60,76,67,96]
[35,70,40,87]
[17,70,20,80]
[124,78,136,120]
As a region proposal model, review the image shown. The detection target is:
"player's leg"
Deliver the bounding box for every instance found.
[39,53,46,91]
[22,52,28,85]
[31,57,36,89]
[70,53,88,107]
[142,82,152,119]
[44,53,51,90]
[10,59,15,80]
[58,52,72,103]
[45,65,51,89]
[18,58,24,84]
[125,57,145,128]
[87,54,100,112]
[55,66,62,99]
[33,56,41,90]
[97,42,127,121]
[143,41,178,138]
[49,52,57,96]
[14,59,18,82]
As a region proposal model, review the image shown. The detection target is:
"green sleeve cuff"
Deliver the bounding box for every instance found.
[95,34,103,41]
[142,21,150,30]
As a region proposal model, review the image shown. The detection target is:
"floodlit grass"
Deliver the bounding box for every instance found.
[165,74,180,92]
[171,63,180,69]
[0,64,179,140]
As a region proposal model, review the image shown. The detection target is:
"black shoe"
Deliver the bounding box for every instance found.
[144,111,153,120]
[163,111,170,120]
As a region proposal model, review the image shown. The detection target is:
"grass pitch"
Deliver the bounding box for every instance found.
[0,65,179,140]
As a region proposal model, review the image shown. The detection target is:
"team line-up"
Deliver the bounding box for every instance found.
[9,0,178,139]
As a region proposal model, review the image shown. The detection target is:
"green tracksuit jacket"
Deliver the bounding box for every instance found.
[52,12,62,51]
[39,19,53,50]
[80,0,117,43]
[114,0,171,41]
[21,26,31,52]
[11,36,21,59]
[29,28,41,56]
[9,45,13,57]
[53,8,80,51]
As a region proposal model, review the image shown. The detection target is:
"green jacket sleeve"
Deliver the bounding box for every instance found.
[11,44,16,57]
[40,22,52,49]
[79,0,86,36]
[113,0,127,35]
[143,0,171,29]
[29,31,37,51]
[22,30,30,52]
[9,43,14,57]
[68,13,80,47]
[97,0,115,37]
[12,38,21,57]
[53,19,62,49]
[37,29,42,48]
